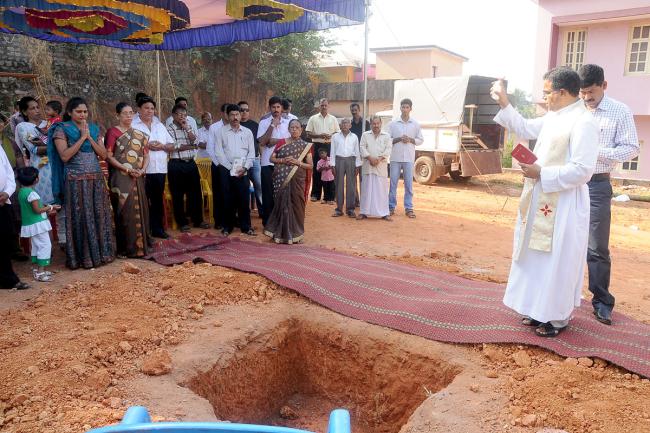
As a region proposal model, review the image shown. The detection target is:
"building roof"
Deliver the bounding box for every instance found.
[370,44,468,61]
[319,47,364,68]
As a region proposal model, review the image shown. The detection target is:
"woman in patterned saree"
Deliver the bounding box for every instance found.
[105,102,151,258]
[264,119,313,244]
[49,97,115,269]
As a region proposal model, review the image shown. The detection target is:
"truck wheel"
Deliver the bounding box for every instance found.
[414,156,437,185]
[449,170,472,182]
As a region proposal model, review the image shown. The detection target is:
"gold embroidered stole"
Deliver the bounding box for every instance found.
[514,102,587,260]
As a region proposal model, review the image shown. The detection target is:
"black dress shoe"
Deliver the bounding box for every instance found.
[153,232,170,239]
[593,306,612,325]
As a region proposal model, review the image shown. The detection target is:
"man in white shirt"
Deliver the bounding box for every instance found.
[257,96,290,226]
[578,64,640,325]
[132,96,174,239]
[492,67,599,337]
[209,104,256,236]
[166,105,210,232]
[388,98,423,219]
[195,112,212,160]
[358,116,392,221]
[0,145,27,290]
[306,98,340,202]
[331,118,361,218]
[207,105,228,229]
[164,97,198,132]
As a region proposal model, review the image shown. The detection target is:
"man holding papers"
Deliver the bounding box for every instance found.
[493,67,599,337]
[209,104,256,237]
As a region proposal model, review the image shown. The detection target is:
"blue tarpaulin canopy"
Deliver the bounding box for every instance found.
[0,0,365,50]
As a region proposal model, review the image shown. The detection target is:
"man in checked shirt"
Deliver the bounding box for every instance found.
[578,64,640,325]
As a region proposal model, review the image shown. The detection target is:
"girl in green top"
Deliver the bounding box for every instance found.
[16,167,60,282]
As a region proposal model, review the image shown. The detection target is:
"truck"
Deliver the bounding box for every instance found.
[378,75,505,184]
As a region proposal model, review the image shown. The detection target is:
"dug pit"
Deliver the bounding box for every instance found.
[187,318,461,433]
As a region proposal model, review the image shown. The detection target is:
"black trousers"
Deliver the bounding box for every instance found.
[217,165,252,232]
[587,179,615,310]
[211,163,225,229]
[322,180,335,201]
[0,204,20,288]
[311,143,332,200]
[168,159,204,227]
[145,173,166,236]
[261,165,274,226]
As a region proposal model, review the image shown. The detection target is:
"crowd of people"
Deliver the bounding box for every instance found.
[0,93,425,290]
[2,62,634,339]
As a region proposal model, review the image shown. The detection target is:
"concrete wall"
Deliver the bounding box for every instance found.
[327,99,392,119]
[374,49,464,80]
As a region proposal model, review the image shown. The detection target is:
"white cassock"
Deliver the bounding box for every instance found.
[494,100,599,324]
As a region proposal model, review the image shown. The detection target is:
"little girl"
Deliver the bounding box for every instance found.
[17,167,60,282]
[316,148,335,204]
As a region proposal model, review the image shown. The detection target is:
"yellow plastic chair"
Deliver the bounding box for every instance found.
[164,176,177,231]
[195,158,214,225]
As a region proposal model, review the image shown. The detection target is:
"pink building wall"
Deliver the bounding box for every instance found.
[533,0,650,180]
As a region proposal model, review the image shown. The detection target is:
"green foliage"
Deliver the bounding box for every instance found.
[502,133,515,168]
[250,32,333,114]
[510,88,537,119]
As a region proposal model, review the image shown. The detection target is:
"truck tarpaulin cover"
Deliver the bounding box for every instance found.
[0,0,364,50]
[392,76,471,127]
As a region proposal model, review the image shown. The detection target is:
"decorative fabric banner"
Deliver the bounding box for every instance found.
[0,0,364,50]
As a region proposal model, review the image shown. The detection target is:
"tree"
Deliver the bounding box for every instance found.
[509,88,537,119]
[250,32,333,115]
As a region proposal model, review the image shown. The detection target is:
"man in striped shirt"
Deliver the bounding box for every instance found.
[578,64,640,325]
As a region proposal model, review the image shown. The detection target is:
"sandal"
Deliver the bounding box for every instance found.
[13,282,31,290]
[535,322,566,337]
[405,210,416,219]
[382,215,392,221]
[245,229,257,236]
[34,272,52,282]
[356,214,368,220]
[522,316,543,327]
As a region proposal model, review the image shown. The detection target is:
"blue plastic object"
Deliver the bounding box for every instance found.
[87,406,351,433]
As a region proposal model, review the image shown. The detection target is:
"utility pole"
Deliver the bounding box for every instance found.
[362,0,371,133]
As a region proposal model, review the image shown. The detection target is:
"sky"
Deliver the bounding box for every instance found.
[328,0,539,94]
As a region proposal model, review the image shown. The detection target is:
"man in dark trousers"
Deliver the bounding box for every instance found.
[166,104,210,232]
[578,64,640,325]
[212,104,257,236]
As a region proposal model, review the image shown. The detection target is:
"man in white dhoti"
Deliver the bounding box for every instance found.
[492,67,599,337]
[357,116,392,221]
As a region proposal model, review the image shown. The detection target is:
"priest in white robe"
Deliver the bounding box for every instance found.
[492,67,599,337]
[358,116,392,221]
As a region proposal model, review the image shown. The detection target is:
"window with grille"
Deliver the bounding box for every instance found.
[622,140,643,171]
[562,29,586,70]
[627,25,650,75]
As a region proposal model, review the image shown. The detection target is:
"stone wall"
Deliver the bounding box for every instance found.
[0,35,274,126]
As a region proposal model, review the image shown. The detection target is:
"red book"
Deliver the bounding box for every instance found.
[511,143,537,164]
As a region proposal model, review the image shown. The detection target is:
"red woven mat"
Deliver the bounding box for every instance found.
[148,234,650,377]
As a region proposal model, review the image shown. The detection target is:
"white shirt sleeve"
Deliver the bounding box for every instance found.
[244,130,255,170]
[353,135,362,167]
[330,133,338,167]
[493,104,545,141]
[207,125,219,166]
[27,191,41,202]
[0,146,16,199]
[215,128,231,170]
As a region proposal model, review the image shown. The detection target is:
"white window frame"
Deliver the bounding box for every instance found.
[561,28,587,71]
[626,24,650,76]
[621,140,643,172]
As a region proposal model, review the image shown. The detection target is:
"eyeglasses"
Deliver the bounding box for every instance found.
[240,108,250,112]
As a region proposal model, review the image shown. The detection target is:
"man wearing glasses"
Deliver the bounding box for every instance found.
[491,67,599,338]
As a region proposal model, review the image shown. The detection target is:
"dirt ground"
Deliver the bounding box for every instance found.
[1,172,649,433]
